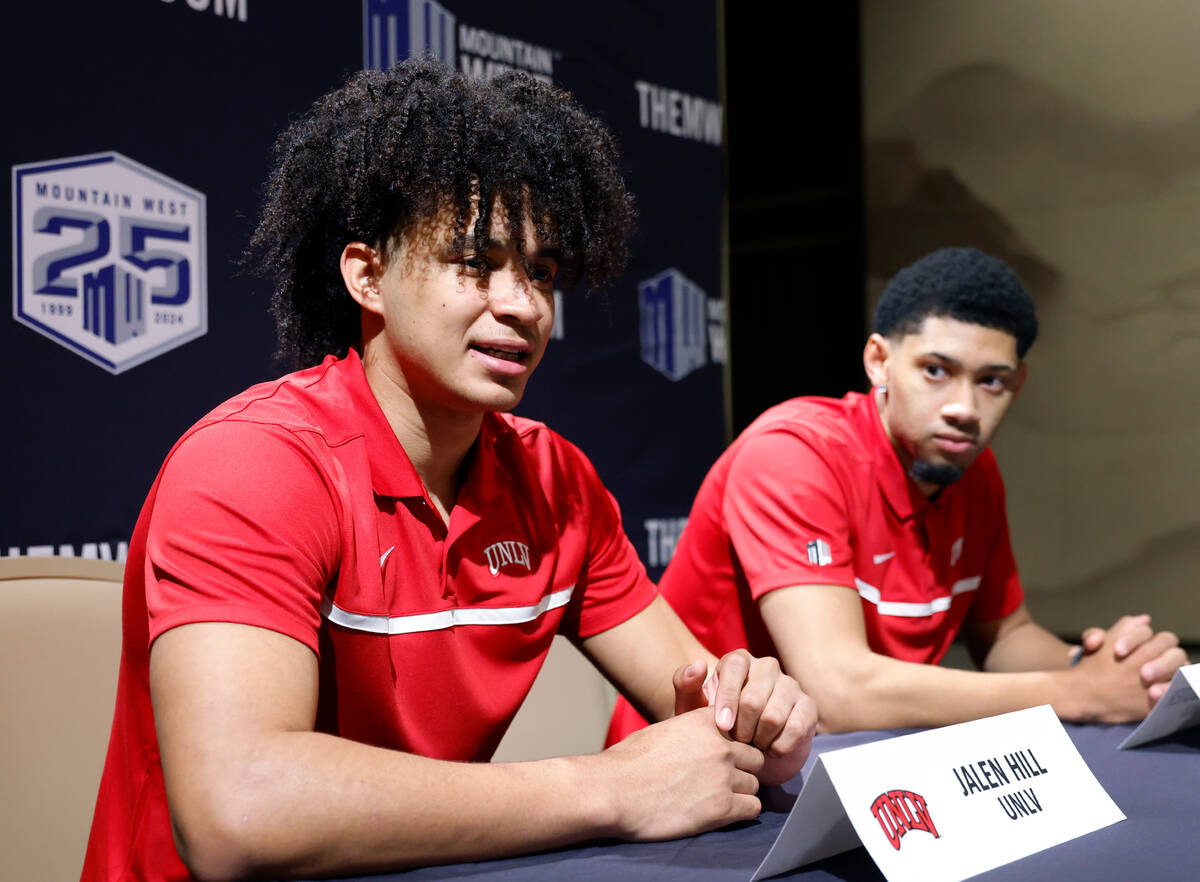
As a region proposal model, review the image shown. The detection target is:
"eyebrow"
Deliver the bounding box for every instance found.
[475,238,562,262]
[525,246,562,263]
[924,351,1017,373]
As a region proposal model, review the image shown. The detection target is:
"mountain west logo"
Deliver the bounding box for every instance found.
[364,0,455,69]
[871,789,940,851]
[363,0,556,82]
[483,539,532,576]
[806,539,832,567]
[12,152,207,374]
[638,268,725,382]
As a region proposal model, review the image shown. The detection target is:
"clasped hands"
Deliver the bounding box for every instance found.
[1077,613,1188,703]
[671,649,817,786]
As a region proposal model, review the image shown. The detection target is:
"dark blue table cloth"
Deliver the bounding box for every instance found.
[316,722,1199,881]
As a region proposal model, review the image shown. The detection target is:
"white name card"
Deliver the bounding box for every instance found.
[752,705,1124,882]
[1120,662,1200,749]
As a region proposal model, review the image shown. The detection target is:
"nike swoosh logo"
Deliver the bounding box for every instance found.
[380,546,395,567]
[873,552,895,564]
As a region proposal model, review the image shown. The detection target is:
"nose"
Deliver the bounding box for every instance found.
[941,378,979,428]
[487,265,544,326]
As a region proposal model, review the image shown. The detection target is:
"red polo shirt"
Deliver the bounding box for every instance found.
[84,349,656,881]
[608,390,1022,743]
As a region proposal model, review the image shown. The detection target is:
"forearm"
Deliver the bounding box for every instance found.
[170,731,615,880]
[978,619,1077,673]
[156,615,780,881]
[802,652,1085,732]
[154,623,621,880]
[761,589,1159,732]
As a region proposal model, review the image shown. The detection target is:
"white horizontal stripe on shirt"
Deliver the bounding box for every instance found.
[853,576,981,618]
[323,585,575,635]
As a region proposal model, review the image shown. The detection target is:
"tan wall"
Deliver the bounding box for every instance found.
[862,0,1200,640]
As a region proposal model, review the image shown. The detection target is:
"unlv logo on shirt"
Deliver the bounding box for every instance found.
[870,788,940,851]
[482,539,532,576]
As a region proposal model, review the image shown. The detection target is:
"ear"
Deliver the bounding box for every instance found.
[863,333,892,388]
[340,242,384,316]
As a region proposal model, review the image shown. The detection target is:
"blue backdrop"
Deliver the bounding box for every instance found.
[3,0,725,580]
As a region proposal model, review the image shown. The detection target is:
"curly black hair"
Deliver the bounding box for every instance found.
[246,57,636,368]
[873,247,1039,357]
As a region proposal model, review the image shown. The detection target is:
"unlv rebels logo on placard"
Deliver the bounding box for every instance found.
[12,152,207,374]
[870,789,940,851]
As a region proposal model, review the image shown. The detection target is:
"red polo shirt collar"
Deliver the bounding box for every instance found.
[852,389,933,522]
[311,348,511,503]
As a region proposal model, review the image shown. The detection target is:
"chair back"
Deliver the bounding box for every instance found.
[0,556,124,882]
[493,635,617,762]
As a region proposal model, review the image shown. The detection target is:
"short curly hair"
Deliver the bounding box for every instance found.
[873,247,1038,358]
[246,57,636,368]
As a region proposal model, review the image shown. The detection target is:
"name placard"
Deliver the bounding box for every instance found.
[1120,662,1200,749]
[752,705,1124,882]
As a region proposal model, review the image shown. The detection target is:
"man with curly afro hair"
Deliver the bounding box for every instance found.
[610,246,1186,743]
[83,58,817,882]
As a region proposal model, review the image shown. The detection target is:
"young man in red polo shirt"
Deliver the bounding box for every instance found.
[82,60,816,881]
[610,247,1186,741]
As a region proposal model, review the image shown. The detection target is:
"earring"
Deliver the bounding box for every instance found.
[876,383,887,395]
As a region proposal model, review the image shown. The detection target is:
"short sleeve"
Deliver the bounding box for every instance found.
[144,420,342,654]
[723,430,856,598]
[552,438,657,639]
[967,459,1024,622]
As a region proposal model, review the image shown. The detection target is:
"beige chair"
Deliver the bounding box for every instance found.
[0,556,124,882]
[493,636,618,762]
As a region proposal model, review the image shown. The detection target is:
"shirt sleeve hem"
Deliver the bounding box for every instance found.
[574,581,659,639]
[749,572,858,600]
[149,604,321,657]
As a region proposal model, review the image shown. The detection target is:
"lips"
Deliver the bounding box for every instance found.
[473,345,526,363]
[933,434,975,454]
[468,340,535,376]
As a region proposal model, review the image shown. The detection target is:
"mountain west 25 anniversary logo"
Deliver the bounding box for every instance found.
[12,151,207,374]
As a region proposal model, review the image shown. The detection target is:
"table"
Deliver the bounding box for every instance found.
[319,723,1200,881]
